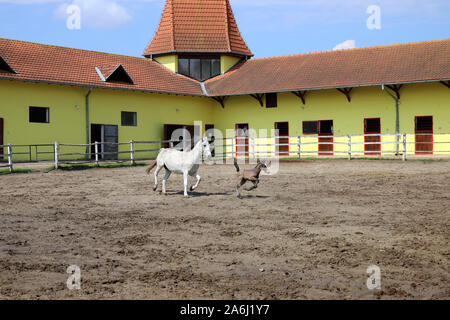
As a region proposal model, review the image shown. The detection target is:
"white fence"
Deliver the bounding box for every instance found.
[1,133,449,173]
[0,144,13,173]
[216,133,450,161]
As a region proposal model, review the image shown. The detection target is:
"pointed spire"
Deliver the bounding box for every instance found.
[143,0,252,58]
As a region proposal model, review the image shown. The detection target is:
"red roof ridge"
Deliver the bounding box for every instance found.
[249,38,450,62]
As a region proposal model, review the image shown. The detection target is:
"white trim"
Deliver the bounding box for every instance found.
[95,67,106,82]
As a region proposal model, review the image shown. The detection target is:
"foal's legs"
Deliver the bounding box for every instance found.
[153,165,163,191]
[246,179,259,192]
[162,169,171,195]
[236,178,246,199]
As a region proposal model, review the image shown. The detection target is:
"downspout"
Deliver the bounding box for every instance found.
[381,84,400,155]
[85,88,93,159]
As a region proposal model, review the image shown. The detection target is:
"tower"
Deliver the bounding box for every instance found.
[143,0,252,81]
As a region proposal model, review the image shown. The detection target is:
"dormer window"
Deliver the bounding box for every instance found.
[0,55,16,74]
[178,56,221,81]
[95,64,134,84]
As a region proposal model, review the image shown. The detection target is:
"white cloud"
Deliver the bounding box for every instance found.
[54,0,131,29]
[333,40,356,50]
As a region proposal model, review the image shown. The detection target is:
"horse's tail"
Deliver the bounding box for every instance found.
[233,158,240,172]
[145,161,157,175]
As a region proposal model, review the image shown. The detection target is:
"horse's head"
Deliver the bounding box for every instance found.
[257,159,271,174]
[201,136,212,160]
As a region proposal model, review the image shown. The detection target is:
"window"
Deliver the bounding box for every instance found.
[319,120,333,134]
[178,56,221,81]
[121,112,137,126]
[415,116,433,133]
[29,107,49,123]
[266,93,278,108]
[303,121,318,134]
[365,118,381,133]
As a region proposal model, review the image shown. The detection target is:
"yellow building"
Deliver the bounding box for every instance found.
[0,0,449,161]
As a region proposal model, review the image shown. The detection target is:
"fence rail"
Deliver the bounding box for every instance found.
[1,133,449,173]
[0,144,13,172]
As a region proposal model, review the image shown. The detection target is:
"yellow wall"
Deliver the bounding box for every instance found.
[0,80,214,161]
[1,79,449,162]
[154,55,178,73]
[211,83,450,157]
[221,55,241,74]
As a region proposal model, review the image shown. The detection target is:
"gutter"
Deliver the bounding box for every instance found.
[381,84,400,155]
[85,88,93,159]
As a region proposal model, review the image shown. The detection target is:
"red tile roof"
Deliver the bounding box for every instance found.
[143,0,252,57]
[0,38,203,96]
[1,38,449,99]
[205,39,450,96]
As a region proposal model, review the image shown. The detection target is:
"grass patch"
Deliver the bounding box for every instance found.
[0,168,36,175]
[45,162,146,172]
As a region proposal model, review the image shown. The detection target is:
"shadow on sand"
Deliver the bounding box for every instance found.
[165,190,232,197]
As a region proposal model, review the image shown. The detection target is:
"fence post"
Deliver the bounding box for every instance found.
[347,135,352,160]
[402,134,407,161]
[7,144,13,173]
[54,142,59,169]
[130,140,135,165]
[297,136,301,159]
[231,138,235,160]
[94,141,99,166]
[251,137,255,161]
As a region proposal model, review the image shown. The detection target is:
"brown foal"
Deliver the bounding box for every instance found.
[234,158,270,199]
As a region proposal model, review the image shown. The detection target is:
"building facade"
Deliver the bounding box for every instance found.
[0,0,449,161]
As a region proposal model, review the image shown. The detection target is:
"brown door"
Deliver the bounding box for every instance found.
[275,122,289,156]
[319,120,333,156]
[0,118,3,159]
[364,118,381,155]
[235,123,249,157]
[415,116,433,155]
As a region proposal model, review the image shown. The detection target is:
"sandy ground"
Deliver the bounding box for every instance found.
[0,160,449,300]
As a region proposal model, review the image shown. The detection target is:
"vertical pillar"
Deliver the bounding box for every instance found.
[7,144,13,173]
[348,135,352,160]
[130,140,135,165]
[54,142,59,170]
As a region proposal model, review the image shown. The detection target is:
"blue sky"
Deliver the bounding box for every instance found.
[0,0,449,59]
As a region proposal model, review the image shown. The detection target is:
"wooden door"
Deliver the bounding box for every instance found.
[103,125,119,160]
[0,118,3,159]
[275,122,289,157]
[364,118,381,155]
[235,123,249,157]
[319,120,333,156]
[415,116,433,155]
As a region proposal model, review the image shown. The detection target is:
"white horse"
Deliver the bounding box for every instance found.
[145,137,212,197]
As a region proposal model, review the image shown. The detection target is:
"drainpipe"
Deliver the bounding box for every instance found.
[86,88,93,159]
[381,84,400,155]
